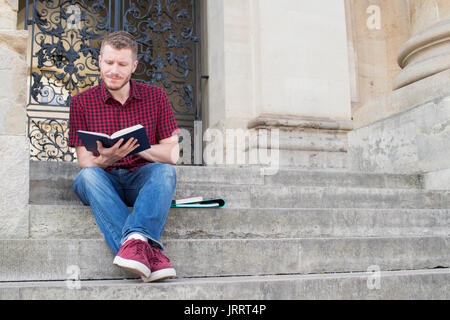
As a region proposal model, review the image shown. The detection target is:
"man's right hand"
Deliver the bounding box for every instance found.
[95,137,140,168]
[75,138,140,169]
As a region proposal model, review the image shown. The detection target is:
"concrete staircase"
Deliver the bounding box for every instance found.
[0,161,449,299]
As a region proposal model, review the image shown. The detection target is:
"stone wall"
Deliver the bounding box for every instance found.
[0,0,29,238]
[349,70,450,175]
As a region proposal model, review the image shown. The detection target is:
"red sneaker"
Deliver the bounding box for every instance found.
[113,239,151,278]
[142,247,176,282]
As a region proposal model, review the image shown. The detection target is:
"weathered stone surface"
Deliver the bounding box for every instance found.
[0,27,30,239]
[0,269,449,300]
[423,168,450,190]
[0,237,448,281]
[353,69,450,130]
[0,135,29,238]
[349,96,450,174]
[29,205,450,240]
[0,30,28,137]
[0,0,19,30]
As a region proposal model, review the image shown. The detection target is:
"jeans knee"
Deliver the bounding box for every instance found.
[73,167,104,191]
[158,163,177,186]
[144,163,176,188]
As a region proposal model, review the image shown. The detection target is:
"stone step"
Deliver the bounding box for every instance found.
[1,237,448,281]
[30,182,253,206]
[0,269,448,300]
[30,160,423,189]
[263,168,422,189]
[251,185,450,209]
[29,205,450,239]
[30,181,450,208]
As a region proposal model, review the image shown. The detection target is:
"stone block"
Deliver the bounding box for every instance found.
[0,29,28,136]
[0,0,19,30]
[349,96,450,174]
[353,69,450,129]
[0,135,29,238]
[423,168,450,190]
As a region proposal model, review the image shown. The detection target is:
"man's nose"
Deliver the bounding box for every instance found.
[111,63,119,74]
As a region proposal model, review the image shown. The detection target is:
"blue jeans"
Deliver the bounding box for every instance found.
[73,162,176,255]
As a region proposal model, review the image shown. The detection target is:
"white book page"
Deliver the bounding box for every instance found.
[174,203,220,208]
[77,130,111,139]
[110,124,143,139]
[174,196,204,204]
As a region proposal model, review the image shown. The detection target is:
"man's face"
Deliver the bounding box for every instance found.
[99,44,138,91]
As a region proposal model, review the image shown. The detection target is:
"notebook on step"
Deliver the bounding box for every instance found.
[171,197,226,208]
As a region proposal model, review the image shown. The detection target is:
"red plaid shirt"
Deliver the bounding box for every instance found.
[69,80,179,171]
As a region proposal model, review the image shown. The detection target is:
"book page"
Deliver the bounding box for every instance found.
[110,124,144,139]
[77,130,111,139]
[174,203,220,208]
[173,196,204,204]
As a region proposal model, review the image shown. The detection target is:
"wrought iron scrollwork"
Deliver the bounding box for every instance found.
[28,0,108,107]
[123,0,200,116]
[27,0,110,161]
[28,118,75,162]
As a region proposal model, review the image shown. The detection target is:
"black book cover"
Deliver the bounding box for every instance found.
[77,124,151,156]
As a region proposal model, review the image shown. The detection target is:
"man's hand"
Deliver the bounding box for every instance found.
[75,138,140,169]
[95,137,140,168]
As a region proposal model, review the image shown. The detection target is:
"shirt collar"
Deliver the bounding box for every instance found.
[100,79,142,104]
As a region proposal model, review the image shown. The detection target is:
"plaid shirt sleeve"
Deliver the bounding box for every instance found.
[68,94,87,147]
[155,88,180,142]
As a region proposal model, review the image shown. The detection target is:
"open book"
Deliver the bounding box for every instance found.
[171,196,226,208]
[77,124,151,155]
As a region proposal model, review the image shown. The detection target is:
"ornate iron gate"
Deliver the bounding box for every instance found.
[24,0,202,164]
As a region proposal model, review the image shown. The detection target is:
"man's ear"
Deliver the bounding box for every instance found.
[131,59,138,73]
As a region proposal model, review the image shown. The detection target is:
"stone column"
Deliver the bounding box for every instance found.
[393,0,450,89]
[0,0,30,237]
[204,0,352,170]
[345,0,410,113]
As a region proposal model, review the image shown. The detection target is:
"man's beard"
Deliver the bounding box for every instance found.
[101,72,131,91]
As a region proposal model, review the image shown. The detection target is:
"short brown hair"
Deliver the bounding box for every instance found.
[100,31,138,61]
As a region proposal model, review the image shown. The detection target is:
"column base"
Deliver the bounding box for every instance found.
[394,18,450,89]
[246,114,352,170]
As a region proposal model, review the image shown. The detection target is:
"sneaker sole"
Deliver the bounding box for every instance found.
[142,268,176,282]
[113,255,151,278]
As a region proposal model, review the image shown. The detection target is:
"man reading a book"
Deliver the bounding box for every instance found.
[69,31,179,282]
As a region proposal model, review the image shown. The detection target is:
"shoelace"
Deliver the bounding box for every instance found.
[147,247,170,265]
[134,242,146,256]
[124,239,148,256]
